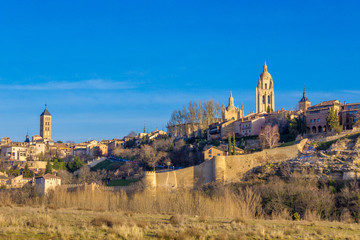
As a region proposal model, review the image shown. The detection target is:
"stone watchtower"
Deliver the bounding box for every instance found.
[40,105,52,140]
[256,62,275,113]
[298,86,311,112]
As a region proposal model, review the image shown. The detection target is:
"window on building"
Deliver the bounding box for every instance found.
[265,83,267,89]
[208,149,212,154]
[318,118,320,122]
[208,155,212,158]
[310,119,313,123]
[268,96,270,104]
[217,154,220,156]
[262,96,265,104]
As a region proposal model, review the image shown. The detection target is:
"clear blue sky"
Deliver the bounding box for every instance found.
[0,0,359,142]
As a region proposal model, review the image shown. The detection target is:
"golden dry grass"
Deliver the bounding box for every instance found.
[0,206,359,239]
[0,187,263,219]
[0,187,360,239]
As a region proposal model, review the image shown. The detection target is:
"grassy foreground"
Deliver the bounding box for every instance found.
[0,206,359,240]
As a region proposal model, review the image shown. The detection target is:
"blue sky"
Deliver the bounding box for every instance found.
[0,0,359,142]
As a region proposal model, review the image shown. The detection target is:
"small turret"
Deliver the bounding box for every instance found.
[298,85,311,112]
[24,130,30,143]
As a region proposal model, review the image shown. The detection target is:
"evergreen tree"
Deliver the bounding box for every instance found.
[45,160,52,174]
[232,132,236,155]
[327,108,339,131]
[37,169,44,176]
[267,105,271,113]
[66,156,85,173]
[227,135,231,155]
[23,163,34,178]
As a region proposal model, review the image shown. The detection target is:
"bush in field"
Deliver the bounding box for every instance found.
[293,212,301,221]
[170,215,184,225]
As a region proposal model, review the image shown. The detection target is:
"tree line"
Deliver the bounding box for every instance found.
[167,100,224,137]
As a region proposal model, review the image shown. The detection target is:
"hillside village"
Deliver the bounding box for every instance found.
[0,63,359,194]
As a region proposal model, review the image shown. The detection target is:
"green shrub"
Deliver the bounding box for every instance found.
[334,125,343,134]
[293,212,301,221]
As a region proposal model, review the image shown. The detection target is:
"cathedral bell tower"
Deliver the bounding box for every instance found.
[256,62,275,113]
[40,105,52,140]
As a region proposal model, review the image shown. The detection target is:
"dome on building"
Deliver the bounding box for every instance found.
[259,61,272,81]
[226,91,235,111]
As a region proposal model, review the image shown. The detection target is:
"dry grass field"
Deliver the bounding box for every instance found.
[1,184,360,239]
[0,206,360,240]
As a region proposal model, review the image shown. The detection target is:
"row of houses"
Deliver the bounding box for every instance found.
[0,128,168,163]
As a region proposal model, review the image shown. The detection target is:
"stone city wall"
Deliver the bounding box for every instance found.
[146,139,307,190]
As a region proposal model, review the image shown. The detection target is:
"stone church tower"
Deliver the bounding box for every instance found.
[222,92,244,121]
[298,86,311,112]
[40,105,52,140]
[256,62,275,113]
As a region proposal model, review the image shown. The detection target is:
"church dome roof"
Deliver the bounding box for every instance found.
[259,61,272,80]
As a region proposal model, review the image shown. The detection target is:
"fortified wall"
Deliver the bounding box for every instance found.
[144,139,307,190]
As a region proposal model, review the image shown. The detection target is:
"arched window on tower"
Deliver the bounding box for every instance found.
[262,96,265,104]
[268,95,270,104]
[265,83,267,89]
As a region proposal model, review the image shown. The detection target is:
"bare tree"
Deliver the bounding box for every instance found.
[189,101,196,135]
[139,145,165,171]
[77,166,107,184]
[205,100,215,127]
[57,169,75,184]
[112,147,138,160]
[127,131,137,137]
[196,100,203,125]
[259,125,280,149]
[167,99,222,138]
[215,102,221,120]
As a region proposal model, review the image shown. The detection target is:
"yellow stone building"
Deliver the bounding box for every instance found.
[256,62,275,113]
[40,105,52,140]
[222,92,244,121]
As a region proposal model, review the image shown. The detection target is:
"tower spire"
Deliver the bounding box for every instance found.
[229,91,234,106]
[263,61,267,72]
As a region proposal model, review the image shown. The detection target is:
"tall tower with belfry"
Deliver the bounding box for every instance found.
[40,105,52,140]
[256,61,275,113]
[298,86,311,112]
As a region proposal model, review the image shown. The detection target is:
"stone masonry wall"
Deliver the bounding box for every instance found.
[150,139,307,190]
